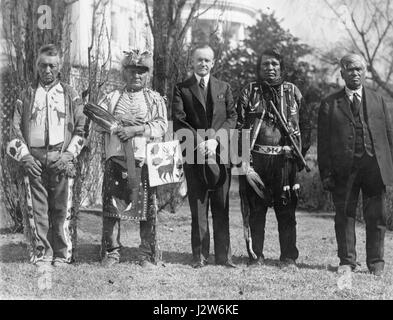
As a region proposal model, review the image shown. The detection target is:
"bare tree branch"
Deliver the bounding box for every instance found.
[350,13,373,62]
[370,67,393,97]
[193,0,219,20]
[144,0,155,35]
[324,0,393,99]
[178,0,202,42]
[371,20,392,62]
[385,60,393,84]
[323,0,363,53]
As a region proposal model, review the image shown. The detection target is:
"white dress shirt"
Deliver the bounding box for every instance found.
[345,85,363,102]
[194,73,210,97]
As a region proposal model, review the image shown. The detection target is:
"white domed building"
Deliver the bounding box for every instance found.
[67,0,257,69]
[0,1,257,78]
[183,0,257,47]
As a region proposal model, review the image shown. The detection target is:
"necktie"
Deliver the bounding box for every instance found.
[351,93,361,116]
[200,77,205,89]
[199,77,207,103]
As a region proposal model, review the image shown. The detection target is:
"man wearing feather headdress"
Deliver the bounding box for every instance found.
[236,48,311,269]
[93,49,168,267]
[6,44,88,267]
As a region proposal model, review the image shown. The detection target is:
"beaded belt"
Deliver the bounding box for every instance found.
[252,144,286,155]
[30,142,64,151]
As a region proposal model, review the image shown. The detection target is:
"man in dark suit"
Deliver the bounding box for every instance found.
[172,45,237,268]
[318,53,393,276]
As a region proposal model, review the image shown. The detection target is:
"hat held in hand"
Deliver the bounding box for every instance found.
[200,153,227,190]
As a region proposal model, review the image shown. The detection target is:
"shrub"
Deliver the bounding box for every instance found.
[298,145,393,230]
[297,146,334,212]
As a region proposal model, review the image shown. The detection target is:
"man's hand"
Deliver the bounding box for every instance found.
[113,126,143,142]
[20,154,42,178]
[322,176,335,192]
[118,115,145,127]
[205,139,218,156]
[48,151,74,175]
[197,139,218,157]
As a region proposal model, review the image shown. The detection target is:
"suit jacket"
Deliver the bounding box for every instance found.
[172,74,237,167]
[317,87,393,186]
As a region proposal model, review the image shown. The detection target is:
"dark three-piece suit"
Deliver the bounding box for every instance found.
[172,74,237,265]
[318,86,393,272]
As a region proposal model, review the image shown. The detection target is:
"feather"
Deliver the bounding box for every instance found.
[84,102,121,133]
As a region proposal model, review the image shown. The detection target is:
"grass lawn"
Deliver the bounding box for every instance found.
[1,197,392,300]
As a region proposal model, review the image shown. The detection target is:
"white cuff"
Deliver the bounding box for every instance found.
[66,135,85,158]
[7,139,30,161]
[142,124,151,137]
[241,161,252,175]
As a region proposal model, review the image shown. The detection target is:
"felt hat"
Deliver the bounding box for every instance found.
[199,154,227,190]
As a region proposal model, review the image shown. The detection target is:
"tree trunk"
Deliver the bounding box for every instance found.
[0,0,73,235]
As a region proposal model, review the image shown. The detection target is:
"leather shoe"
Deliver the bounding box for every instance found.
[352,264,362,273]
[35,259,52,268]
[223,261,237,268]
[101,255,119,267]
[216,260,237,268]
[280,258,298,270]
[52,259,71,268]
[248,256,264,267]
[370,268,383,277]
[192,260,207,269]
[139,259,155,268]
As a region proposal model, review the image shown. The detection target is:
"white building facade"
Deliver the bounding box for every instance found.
[68,0,257,69]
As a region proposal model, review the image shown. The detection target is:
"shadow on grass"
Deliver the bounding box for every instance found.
[162,250,193,265]
[73,244,285,268]
[74,244,194,266]
[0,241,332,272]
[232,255,330,271]
[296,262,330,271]
[74,243,101,263]
[0,228,13,235]
[0,242,30,263]
[0,227,23,235]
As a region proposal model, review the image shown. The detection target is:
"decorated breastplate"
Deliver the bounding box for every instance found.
[114,90,148,120]
[249,83,299,147]
[111,90,149,161]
